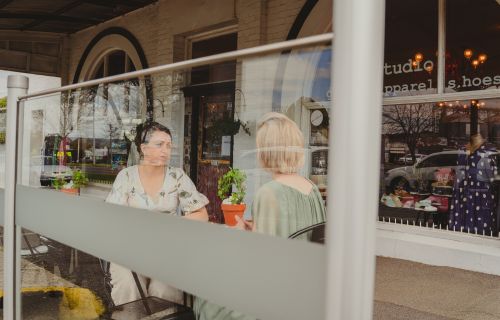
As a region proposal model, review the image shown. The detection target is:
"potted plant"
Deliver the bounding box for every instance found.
[51,175,67,191]
[218,168,247,226]
[53,170,88,195]
[206,118,251,137]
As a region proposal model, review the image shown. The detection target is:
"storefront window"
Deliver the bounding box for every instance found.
[384,0,438,97]
[380,97,500,236]
[445,0,500,92]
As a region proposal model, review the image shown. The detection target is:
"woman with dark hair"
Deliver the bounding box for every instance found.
[106,121,209,305]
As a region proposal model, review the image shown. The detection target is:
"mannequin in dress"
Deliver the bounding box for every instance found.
[449,133,498,234]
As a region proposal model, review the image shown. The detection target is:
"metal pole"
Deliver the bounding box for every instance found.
[437,0,446,94]
[5,75,29,320]
[326,0,385,319]
[93,101,96,165]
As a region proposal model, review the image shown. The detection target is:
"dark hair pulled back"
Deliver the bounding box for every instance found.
[134,121,172,153]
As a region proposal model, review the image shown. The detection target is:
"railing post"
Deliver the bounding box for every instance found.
[4,75,28,320]
[327,0,386,319]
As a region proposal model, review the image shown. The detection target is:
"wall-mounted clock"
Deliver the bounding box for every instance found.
[310,110,323,126]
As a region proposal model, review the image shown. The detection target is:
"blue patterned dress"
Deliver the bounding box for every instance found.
[449,145,498,234]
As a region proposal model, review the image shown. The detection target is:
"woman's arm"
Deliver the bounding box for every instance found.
[184,206,209,221]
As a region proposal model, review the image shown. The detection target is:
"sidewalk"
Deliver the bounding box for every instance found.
[2,252,500,319]
[374,257,500,320]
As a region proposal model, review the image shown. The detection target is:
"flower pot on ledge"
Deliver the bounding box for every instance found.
[61,188,80,195]
[221,203,246,226]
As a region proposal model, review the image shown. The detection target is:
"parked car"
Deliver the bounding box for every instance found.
[396,153,425,165]
[385,150,461,192]
[39,165,73,187]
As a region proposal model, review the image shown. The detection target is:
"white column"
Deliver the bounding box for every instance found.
[4,75,28,320]
[326,0,386,319]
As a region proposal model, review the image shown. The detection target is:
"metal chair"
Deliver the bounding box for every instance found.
[288,222,326,243]
[99,260,195,319]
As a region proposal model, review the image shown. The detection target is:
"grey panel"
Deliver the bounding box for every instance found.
[16,185,325,320]
[0,188,3,225]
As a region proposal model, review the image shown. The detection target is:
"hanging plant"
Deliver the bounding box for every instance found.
[206,118,251,137]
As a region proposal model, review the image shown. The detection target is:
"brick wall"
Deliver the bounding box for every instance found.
[65,0,308,85]
[60,0,322,213]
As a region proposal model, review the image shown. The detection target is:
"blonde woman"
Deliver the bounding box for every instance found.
[194,112,326,320]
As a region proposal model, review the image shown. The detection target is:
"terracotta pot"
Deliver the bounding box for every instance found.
[61,188,79,195]
[221,203,246,226]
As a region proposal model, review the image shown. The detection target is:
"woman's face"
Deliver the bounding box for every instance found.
[141,130,172,166]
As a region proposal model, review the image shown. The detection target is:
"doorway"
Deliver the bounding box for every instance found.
[183,32,237,222]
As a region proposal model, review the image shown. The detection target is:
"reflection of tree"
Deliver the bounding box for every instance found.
[383,104,435,161]
[58,90,90,163]
[105,123,120,165]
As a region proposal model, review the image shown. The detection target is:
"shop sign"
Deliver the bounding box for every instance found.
[384,59,434,95]
[384,58,500,95]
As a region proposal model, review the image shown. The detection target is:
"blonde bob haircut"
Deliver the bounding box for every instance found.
[256,112,305,174]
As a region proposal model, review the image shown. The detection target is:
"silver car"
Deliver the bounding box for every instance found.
[40,165,73,187]
[385,150,463,192]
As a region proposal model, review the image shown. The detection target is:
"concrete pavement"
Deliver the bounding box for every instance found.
[1,250,500,319]
[374,257,500,320]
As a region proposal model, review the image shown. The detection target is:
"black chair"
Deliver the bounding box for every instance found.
[288,222,326,243]
[99,260,195,319]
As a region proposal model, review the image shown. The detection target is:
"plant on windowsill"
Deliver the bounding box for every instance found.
[52,176,67,191]
[217,168,247,226]
[53,170,88,195]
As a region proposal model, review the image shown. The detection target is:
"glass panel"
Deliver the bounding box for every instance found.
[384,0,438,97]
[191,33,237,85]
[19,228,192,319]
[0,95,5,187]
[381,97,500,237]
[93,61,104,80]
[107,51,126,77]
[200,94,234,161]
[19,44,331,317]
[0,94,5,313]
[445,0,500,93]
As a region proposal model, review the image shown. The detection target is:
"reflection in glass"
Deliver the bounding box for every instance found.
[18,45,333,317]
[383,0,438,97]
[445,0,500,92]
[381,98,500,237]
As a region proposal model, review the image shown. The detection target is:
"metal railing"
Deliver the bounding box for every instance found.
[5,33,335,320]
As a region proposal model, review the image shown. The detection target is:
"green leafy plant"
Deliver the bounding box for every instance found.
[51,171,88,190]
[217,168,247,204]
[0,97,6,109]
[51,176,67,190]
[72,170,89,189]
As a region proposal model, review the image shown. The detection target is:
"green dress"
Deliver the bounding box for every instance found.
[194,180,327,320]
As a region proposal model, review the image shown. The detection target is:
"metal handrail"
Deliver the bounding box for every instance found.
[19,33,333,100]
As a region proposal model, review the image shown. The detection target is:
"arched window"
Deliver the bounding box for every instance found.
[77,49,143,168]
[91,50,136,79]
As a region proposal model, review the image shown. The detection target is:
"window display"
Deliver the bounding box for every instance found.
[380,98,500,236]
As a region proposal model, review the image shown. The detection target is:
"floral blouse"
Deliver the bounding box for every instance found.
[105,165,209,215]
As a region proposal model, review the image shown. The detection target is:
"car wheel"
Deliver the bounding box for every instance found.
[390,177,409,193]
